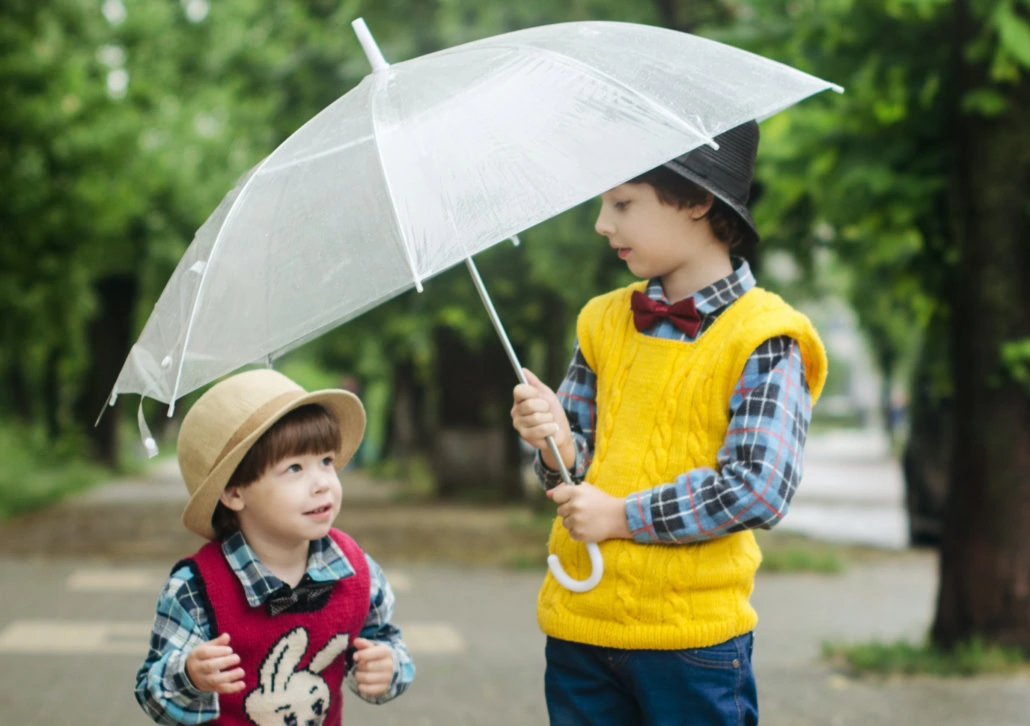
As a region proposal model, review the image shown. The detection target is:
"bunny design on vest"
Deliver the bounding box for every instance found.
[244,627,349,726]
[185,529,373,725]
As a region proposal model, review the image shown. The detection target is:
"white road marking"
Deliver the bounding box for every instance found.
[64,568,412,593]
[0,619,462,655]
[383,571,411,593]
[400,624,465,653]
[66,570,166,592]
[0,621,150,655]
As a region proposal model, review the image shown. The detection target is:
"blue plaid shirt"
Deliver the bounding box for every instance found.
[135,531,414,724]
[535,258,813,543]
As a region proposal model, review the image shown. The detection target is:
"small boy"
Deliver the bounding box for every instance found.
[511,121,827,725]
[136,369,414,725]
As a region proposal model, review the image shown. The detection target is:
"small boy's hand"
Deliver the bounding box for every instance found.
[511,368,574,469]
[351,637,394,697]
[549,482,631,542]
[185,632,246,694]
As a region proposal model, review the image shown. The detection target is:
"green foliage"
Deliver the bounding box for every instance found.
[4,0,1028,476]
[822,637,1027,676]
[276,359,346,393]
[755,530,851,573]
[717,1,954,397]
[999,338,1030,394]
[759,541,846,574]
[0,424,107,520]
[987,0,1030,72]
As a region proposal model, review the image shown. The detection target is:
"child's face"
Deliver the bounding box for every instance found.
[595,182,709,281]
[223,450,342,547]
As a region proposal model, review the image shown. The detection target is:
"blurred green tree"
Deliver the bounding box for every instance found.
[7,1,1028,656]
[725,0,1030,652]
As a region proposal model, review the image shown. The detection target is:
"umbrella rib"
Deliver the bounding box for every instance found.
[367,72,425,292]
[167,155,279,413]
[440,42,721,151]
[255,134,375,176]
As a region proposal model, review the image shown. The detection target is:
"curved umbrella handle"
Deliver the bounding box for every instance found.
[464,257,605,592]
[547,542,604,592]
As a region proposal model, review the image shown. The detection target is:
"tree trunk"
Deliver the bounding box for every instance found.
[5,362,33,421]
[877,351,896,446]
[932,1,1030,651]
[390,359,432,475]
[901,311,952,547]
[73,275,138,468]
[43,348,60,441]
[431,326,522,500]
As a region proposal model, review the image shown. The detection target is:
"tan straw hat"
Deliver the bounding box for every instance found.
[177,369,365,539]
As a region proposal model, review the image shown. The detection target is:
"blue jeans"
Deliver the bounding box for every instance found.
[544,634,757,726]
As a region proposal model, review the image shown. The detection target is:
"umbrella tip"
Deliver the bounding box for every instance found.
[352,17,390,73]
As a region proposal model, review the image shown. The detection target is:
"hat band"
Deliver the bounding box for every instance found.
[209,390,305,472]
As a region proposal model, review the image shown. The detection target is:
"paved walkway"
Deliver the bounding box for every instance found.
[783,428,910,549]
[1,432,1027,725]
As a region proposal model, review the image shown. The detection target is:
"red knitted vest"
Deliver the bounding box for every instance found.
[189,529,371,726]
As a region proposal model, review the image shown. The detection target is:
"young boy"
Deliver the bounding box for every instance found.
[136,369,414,725]
[511,121,827,725]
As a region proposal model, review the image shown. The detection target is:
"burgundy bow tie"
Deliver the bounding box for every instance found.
[630,290,702,337]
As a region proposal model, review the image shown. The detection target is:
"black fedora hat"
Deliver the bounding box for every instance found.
[664,120,759,243]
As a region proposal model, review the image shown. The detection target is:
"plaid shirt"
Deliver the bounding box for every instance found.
[135,531,414,724]
[535,259,812,543]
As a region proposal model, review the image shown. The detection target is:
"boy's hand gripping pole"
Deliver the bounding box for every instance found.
[465,255,603,593]
[542,460,605,593]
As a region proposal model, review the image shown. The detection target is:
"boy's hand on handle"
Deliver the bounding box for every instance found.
[511,368,575,471]
[549,482,631,542]
[185,632,246,694]
[352,637,394,697]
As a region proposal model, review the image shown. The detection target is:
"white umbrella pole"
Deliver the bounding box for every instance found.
[465,256,603,593]
[353,16,602,593]
[352,18,389,72]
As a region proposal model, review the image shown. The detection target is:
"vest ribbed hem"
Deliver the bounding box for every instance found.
[538,602,758,650]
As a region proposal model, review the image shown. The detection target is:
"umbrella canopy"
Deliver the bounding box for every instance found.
[108,20,840,411]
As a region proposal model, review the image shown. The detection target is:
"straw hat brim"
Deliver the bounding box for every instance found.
[181,389,365,540]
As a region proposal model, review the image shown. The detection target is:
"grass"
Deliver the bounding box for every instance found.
[507,509,556,537]
[507,549,551,570]
[504,510,555,569]
[756,532,847,574]
[760,544,845,574]
[0,424,110,520]
[367,455,439,501]
[822,638,1028,677]
[503,514,850,574]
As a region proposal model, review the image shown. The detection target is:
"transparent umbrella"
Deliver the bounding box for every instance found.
[106,19,841,592]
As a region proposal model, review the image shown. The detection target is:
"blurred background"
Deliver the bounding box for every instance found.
[1,1,1028,724]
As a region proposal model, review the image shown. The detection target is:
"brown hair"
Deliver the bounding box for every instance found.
[629,166,752,249]
[211,404,342,539]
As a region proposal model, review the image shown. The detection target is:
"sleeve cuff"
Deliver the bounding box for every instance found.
[169,650,208,701]
[344,647,409,705]
[533,438,588,488]
[164,649,218,715]
[534,453,564,489]
[625,491,658,543]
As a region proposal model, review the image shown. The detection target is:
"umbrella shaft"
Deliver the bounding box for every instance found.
[464,257,574,488]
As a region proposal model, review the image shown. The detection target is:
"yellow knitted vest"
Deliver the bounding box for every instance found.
[537,282,827,650]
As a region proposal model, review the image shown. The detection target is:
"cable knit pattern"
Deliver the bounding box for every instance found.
[537,281,827,650]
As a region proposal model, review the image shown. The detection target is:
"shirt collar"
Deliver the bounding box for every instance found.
[646,256,754,315]
[221,531,356,608]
